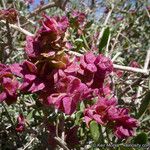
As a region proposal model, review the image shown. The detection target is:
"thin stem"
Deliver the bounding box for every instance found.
[144,49,150,70]
[119,75,148,97]
[54,137,69,150]
[109,28,122,57]
[113,64,149,75]
[27,2,56,18]
[23,137,36,150]
[0,20,34,36]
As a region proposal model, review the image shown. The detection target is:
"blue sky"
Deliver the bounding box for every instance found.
[29,0,48,11]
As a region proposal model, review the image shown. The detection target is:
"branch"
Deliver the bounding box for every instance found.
[0,20,34,36]
[109,28,122,57]
[54,137,69,150]
[145,7,150,18]
[23,137,36,150]
[113,64,149,75]
[119,75,148,97]
[27,2,56,18]
[4,21,14,62]
[144,49,150,70]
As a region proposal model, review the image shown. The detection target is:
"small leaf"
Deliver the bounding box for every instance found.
[90,121,100,142]
[27,109,35,121]
[75,39,83,42]
[98,27,110,53]
[75,111,83,124]
[136,91,150,119]
[80,101,85,111]
[133,132,148,144]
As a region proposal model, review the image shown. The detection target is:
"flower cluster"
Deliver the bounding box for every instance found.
[0,13,139,139]
[25,15,69,61]
[84,97,139,139]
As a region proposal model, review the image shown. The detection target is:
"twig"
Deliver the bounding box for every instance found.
[0,20,34,36]
[109,28,122,57]
[4,21,14,62]
[119,75,148,97]
[54,137,69,150]
[113,64,149,75]
[112,52,121,62]
[144,49,150,70]
[23,137,36,150]
[135,85,143,104]
[145,7,150,18]
[27,2,56,19]
[61,0,70,10]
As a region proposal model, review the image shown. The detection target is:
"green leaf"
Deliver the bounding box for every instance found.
[98,27,110,53]
[136,91,150,119]
[80,101,85,111]
[90,121,100,142]
[27,109,35,121]
[75,111,83,125]
[133,132,148,144]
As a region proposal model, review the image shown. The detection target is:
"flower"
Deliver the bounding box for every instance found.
[16,114,25,132]
[47,75,90,115]
[25,15,69,66]
[0,64,19,105]
[84,97,139,139]
[84,97,117,127]
[35,15,69,52]
[129,60,140,68]
[114,108,139,139]
[76,52,113,96]
[10,61,46,93]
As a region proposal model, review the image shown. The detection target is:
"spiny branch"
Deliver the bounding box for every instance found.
[0,20,34,36]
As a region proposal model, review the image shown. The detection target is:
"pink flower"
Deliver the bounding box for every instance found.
[114,69,123,78]
[129,60,140,68]
[95,54,113,73]
[64,52,113,97]
[84,97,117,127]
[10,61,46,93]
[47,75,90,115]
[16,114,25,132]
[114,108,139,139]
[0,64,19,105]
[84,97,139,139]
[25,15,69,60]
[76,53,113,95]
